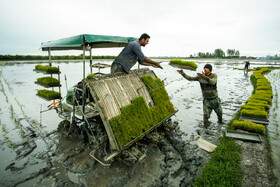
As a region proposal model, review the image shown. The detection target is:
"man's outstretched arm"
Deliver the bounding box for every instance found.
[142,58,163,69]
[177,69,199,81]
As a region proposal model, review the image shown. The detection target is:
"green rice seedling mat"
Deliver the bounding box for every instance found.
[232,120,266,134]
[37,89,61,100]
[35,77,61,87]
[169,59,198,71]
[34,65,60,74]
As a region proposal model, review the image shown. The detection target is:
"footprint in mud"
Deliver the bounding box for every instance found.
[182,98,192,102]
[174,86,188,94]
[195,128,216,137]
[184,105,191,110]
[195,106,202,110]
[229,91,238,97]
[14,82,26,85]
[169,77,184,83]
[182,98,194,109]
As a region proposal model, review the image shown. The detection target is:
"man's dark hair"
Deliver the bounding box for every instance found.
[139,33,150,40]
[204,64,212,72]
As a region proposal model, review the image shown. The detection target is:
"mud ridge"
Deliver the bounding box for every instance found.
[237,137,276,186]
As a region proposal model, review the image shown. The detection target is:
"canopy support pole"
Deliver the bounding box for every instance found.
[48,48,54,104]
[82,45,86,117]
[83,45,86,81]
[58,66,62,111]
[48,48,52,66]
[90,47,93,74]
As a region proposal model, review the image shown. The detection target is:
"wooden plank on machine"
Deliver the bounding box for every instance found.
[128,74,154,107]
[105,78,131,108]
[90,81,121,119]
[118,75,139,101]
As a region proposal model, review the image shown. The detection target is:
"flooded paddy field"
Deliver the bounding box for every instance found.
[0,59,280,186]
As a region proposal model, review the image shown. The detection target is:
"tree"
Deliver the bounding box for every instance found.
[214,48,225,58]
[198,52,206,58]
[234,50,240,57]
[205,52,213,58]
[227,49,235,57]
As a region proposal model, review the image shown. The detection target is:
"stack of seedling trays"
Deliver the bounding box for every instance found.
[34,65,61,100]
[228,68,272,139]
[169,59,198,71]
[226,68,272,142]
[239,67,272,125]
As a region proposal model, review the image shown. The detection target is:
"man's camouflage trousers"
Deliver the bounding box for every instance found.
[203,96,223,124]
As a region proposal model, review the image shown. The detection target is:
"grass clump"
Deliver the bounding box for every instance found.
[193,136,243,187]
[232,120,266,134]
[169,59,198,70]
[37,77,60,87]
[37,89,61,100]
[109,75,175,147]
[35,65,59,73]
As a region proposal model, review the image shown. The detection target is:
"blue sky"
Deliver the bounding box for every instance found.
[0,0,279,57]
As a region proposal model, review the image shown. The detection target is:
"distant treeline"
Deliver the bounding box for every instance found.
[153,48,258,59]
[3,50,278,61]
[0,54,117,61]
[258,55,280,60]
[189,48,256,59]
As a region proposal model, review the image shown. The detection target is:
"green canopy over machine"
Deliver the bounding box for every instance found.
[41,34,137,51]
[41,34,138,80]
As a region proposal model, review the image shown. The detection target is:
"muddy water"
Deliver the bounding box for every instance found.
[0,59,280,186]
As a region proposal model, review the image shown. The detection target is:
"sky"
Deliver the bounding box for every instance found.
[0,0,279,57]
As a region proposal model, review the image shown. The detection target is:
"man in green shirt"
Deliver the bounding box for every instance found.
[177,64,223,128]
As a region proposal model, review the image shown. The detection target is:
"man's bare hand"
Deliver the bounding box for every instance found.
[177,69,184,75]
[197,72,206,79]
[143,58,163,69]
[154,62,163,69]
